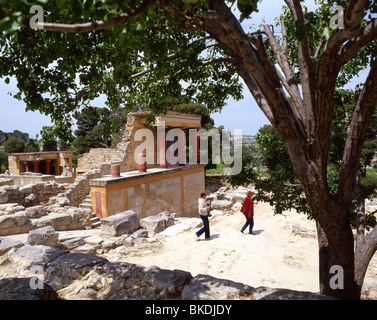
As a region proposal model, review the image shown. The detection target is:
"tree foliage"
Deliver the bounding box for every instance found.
[3,135,25,153]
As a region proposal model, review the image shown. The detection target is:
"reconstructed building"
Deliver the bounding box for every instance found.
[87,111,206,219]
[7,151,74,176]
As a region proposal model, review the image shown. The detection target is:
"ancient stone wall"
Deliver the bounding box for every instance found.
[91,165,205,219]
[60,164,111,207]
[0,206,92,236]
[77,112,157,173]
[0,181,66,208]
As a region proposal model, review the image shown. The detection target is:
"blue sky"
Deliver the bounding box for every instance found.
[0,1,366,138]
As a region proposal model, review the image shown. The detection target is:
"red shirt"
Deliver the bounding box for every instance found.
[241,196,254,218]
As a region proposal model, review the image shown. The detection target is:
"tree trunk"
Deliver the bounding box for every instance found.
[292,160,361,299]
[314,206,361,299]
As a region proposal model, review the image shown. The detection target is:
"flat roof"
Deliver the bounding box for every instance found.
[90,164,205,187]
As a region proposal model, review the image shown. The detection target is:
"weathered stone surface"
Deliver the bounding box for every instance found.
[226,191,247,202]
[292,224,317,238]
[100,210,139,237]
[19,185,33,194]
[25,205,48,219]
[181,274,254,300]
[160,217,202,237]
[0,237,24,255]
[252,286,334,300]
[46,252,107,284]
[0,277,57,300]
[8,245,67,268]
[24,193,37,206]
[144,266,192,298]
[210,200,233,210]
[56,196,70,206]
[0,189,8,204]
[62,237,85,250]
[71,244,101,254]
[27,226,59,247]
[131,228,148,239]
[140,211,175,235]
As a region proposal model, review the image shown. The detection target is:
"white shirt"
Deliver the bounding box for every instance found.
[198,197,208,216]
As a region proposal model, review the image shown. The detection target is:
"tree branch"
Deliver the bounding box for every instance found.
[263,25,303,114]
[336,19,377,69]
[338,57,377,208]
[35,0,156,32]
[231,58,275,126]
[355,225,377,286]
[167,36,213,59]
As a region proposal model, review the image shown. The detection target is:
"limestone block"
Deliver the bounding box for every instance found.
[19,185,33,194]
[181,274,254,300]
[25,205,48,219]
[39,213,72,231]
[27,226,59,247]
[62,237,85,250]
[0,216,16,230]
[0,278,57,300]
[210,200,233,210]
[0,237,24,255]
[100,210,139,237]
[139,211,175,235]
[13,212,29,226]
[0,189,8,204]
[8,245,68,268]
[24,193,37,206]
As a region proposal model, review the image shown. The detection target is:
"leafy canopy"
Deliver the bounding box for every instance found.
[0,0,248,142]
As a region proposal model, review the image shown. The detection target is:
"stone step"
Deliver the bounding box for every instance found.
[79,203,92,210]
[90,216,100,229]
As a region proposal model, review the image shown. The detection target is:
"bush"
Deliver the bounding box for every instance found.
[3,136,25,153]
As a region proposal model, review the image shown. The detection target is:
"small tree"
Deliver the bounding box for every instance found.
[3,136,25,153]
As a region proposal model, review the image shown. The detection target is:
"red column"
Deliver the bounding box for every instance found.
[158,128,167,168]
[45,160,51,175]
[33,162,39,173]
[24,162,30,173]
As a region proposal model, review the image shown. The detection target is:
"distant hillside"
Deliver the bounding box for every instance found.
[230,135,257,146]
[0,130,31,145]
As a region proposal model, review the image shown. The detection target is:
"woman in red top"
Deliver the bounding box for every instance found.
[240,191,254,234]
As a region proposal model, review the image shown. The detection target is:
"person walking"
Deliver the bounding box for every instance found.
[195,192,211,240]
[240,191,255,235]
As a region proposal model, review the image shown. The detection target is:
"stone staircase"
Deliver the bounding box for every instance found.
[79,194,100,229]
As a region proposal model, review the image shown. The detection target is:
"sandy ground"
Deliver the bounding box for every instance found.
[105,201,377,296]
[2,201,376,298]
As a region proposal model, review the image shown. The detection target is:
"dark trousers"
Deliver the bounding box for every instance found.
[241,216,254,234]
[196,215,210,239]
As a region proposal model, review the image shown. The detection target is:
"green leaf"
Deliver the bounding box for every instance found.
[237,0,258,21]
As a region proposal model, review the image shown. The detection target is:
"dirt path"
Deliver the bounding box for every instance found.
[105,202,322,293]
